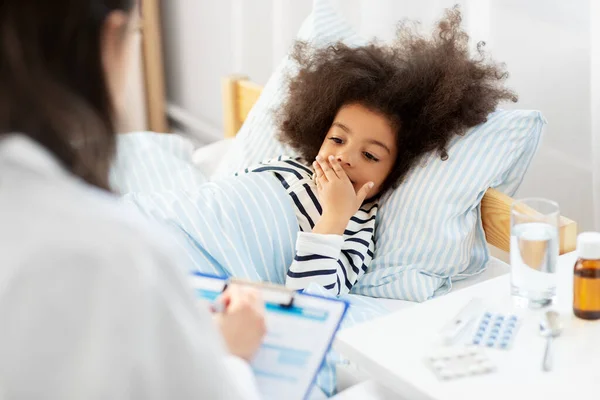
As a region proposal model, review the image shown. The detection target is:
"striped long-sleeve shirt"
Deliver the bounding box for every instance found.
[239,156,377,295]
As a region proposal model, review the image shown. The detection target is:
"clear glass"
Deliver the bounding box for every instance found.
[510,198,560,308]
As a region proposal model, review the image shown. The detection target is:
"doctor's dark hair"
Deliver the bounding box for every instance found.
[277,6,518,194]
[0,0,136,190]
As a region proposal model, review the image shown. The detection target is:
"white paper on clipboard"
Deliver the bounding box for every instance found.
[190,272,348,400]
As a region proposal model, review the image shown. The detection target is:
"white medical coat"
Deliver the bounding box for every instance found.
[0,135,260,400]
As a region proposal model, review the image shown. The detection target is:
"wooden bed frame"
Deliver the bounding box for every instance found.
[222,75,578,255]
[140,0,168,132]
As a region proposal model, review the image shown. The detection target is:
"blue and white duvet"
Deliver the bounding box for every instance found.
[112,132,390,396]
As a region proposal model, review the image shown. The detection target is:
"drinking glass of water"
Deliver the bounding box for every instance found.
[510,198,560,308]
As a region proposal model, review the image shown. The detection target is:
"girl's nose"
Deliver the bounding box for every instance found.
[336,152,353,167]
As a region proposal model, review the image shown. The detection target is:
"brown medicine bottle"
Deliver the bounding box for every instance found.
[573,232,600,320]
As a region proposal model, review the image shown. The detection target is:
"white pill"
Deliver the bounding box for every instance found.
[427,354,439,362]
[468,365,483,374]
[433,361,446,370]
[481,362,495,372]
[439,369,455,380]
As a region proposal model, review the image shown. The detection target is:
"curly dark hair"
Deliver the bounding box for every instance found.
[276,6,518,194]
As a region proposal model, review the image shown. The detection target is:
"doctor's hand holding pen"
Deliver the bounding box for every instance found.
[213,285,267,361]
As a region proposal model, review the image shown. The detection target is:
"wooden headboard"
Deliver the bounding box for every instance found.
[222,75,578,254]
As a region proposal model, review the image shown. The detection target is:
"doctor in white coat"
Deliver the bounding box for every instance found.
[0,1,265,399]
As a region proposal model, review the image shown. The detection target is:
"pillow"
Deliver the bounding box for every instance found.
[214,0,546,302]
[192,138,236,180]
[351,110,545,301]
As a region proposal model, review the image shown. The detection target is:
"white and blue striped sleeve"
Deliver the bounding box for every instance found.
[286,231,373,296]
[286,232,345,294]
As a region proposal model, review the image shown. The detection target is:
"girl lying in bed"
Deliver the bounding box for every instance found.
[118,7,517,298]
[236,8,517,295]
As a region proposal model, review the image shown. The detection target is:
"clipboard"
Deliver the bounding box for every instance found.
[191,272,349,400]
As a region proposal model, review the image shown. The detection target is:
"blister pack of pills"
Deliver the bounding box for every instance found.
[425,346,496,381]
[468,311,521,350]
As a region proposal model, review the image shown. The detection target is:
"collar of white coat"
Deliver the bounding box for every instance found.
[0,134,67,178]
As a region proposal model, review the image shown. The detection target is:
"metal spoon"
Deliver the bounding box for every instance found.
[539,310,562,372]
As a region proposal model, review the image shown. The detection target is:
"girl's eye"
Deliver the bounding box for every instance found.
[329,137,343,144]
[364,152,379,162]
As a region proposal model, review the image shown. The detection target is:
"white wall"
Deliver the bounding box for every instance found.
[591,0,600,229]
[161,0,596,230]
[160,0,233,139]
[486,1,593,232]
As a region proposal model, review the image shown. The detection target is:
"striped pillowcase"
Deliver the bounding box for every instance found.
[214,0,546,301]
[351,110,546,301]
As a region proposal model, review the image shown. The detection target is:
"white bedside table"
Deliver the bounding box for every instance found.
[334,252,600,400]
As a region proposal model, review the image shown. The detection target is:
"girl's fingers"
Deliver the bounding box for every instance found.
[316,155,337,181]
[329,156,348,180]
[356,181,375,204]
[313,160,326,181]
